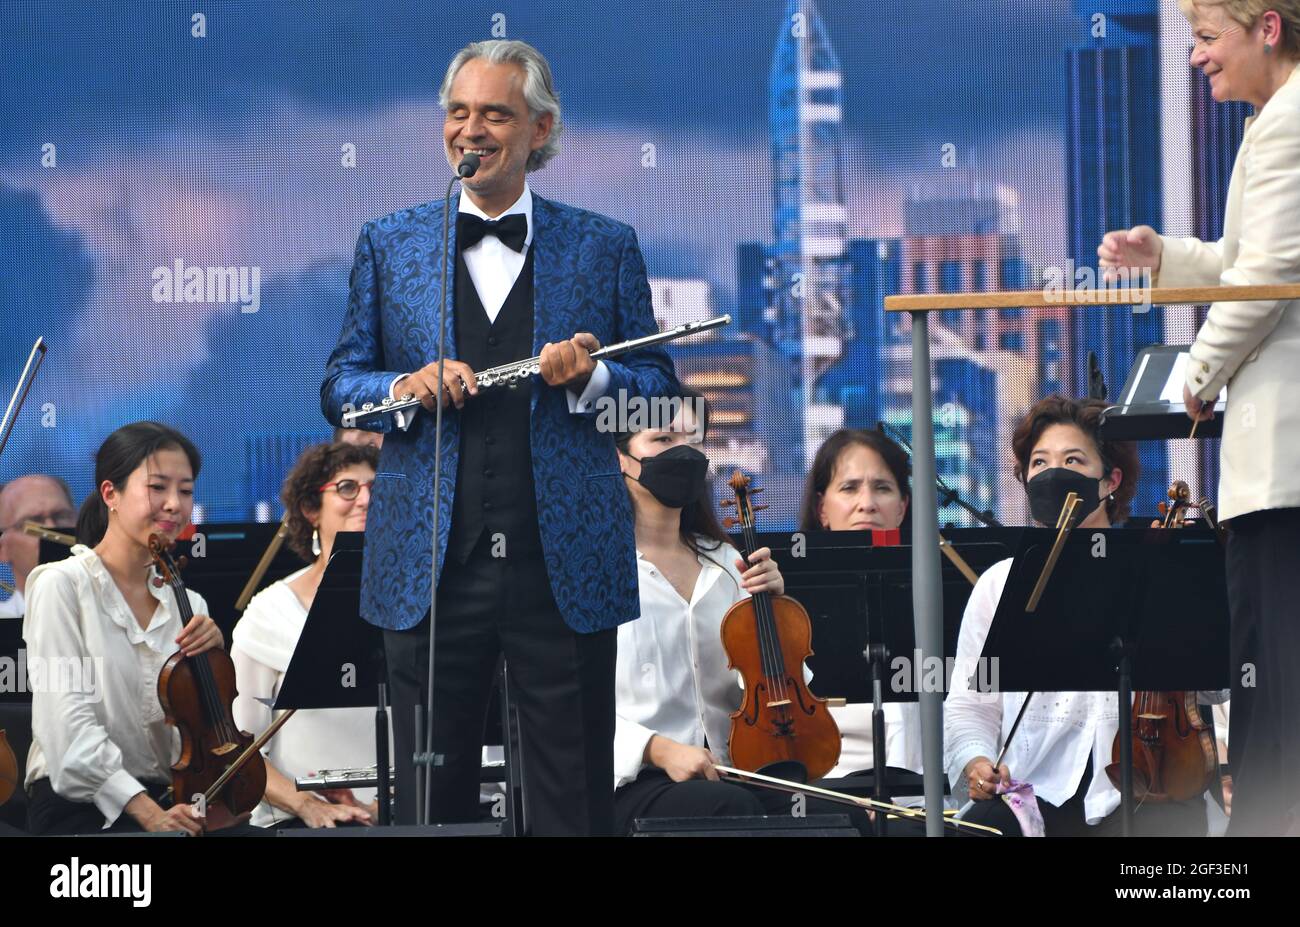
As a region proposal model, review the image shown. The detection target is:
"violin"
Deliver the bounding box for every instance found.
[1104,481,1218,803]
[720,471,841,781]
[149,534,266,830]
[0,729,16,807]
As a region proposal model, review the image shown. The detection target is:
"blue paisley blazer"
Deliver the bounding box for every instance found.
[321,194,678,633]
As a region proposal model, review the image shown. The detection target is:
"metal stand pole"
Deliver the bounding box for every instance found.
[910,310,945,837]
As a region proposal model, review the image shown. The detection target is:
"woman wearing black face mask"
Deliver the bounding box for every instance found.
[607,391,868,834]
[944,396,1227,837]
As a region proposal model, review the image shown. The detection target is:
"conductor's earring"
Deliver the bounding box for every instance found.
[311,528,321,557]
[1265,42,1273,53]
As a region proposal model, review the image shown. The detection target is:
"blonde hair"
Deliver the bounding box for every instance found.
[1179,0,1300,59]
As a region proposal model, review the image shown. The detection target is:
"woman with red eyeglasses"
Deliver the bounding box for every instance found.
[230,441,386,829]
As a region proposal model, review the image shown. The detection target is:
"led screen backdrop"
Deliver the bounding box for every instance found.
[0,0,1246,592]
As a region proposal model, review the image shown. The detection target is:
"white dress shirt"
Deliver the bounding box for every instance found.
[388,183,609,429]
[828,701,924,781]
[944,557,1227,825]
[23,545,198,828]
[614,542,751,788]
[231,569,390,827]
[0,586,24,619]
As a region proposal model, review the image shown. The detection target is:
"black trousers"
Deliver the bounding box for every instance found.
[25,779,269,836]
[614,768,875,835]
[26,779,171,835]
[1224,507,1300,837]
[960,758,1208,837]
[384,536,617,836]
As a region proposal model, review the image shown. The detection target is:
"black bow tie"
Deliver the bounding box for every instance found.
[457,212,528,253]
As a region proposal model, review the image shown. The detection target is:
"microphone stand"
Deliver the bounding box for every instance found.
[415,155,480,826]
[876,421,1002,528]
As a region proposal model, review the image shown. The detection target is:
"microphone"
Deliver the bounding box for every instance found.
[458,152,481,178]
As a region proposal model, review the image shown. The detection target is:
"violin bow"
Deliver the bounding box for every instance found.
[0,338,47,462]
[234,512,292,612]
[714,765,1002,836]
[992,493,1085,776]
[202,707,296,810]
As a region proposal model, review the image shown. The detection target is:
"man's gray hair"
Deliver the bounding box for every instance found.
[439,40,564,172]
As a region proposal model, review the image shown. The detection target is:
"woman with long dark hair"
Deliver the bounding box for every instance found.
[798,428,924,785]
[610,389,793,833]
[24,422,221,835]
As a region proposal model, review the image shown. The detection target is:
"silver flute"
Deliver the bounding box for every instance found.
[296,766,390,791]
[295,764,503,792]
[340,314,731,427]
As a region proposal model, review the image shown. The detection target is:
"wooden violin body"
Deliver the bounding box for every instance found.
[158,647,265,830]
[149,535,265,830]
[0,728,17,807]
[1105,481,1217,803]
[1106,690,1216,802]
[722,592,842,781]
[720,471,840,781]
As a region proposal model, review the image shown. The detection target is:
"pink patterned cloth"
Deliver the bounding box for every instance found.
[996,779,1045,837]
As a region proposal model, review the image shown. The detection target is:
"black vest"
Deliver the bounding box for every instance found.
[446,244,542,564]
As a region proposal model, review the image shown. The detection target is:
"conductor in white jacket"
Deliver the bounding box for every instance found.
[1098,1,1300,836]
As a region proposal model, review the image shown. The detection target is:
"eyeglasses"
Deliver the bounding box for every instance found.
[0,510,77,535]
[317,479,374,501]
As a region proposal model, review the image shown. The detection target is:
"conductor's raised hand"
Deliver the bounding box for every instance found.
[1097,224,1162,284]
[403,359,479,410]
[539,333,599,390]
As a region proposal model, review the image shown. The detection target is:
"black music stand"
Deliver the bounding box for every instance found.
[758,529,1019,834]
[1100,345,1226,440]
[274,531,393,825]
[980,527,1230,836]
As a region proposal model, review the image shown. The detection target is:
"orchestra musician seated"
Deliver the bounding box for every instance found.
[22,423,223,835]
[610,389,870,835]
[231,441,389,828]
[0,473,77,619]
[945,395,1227,836]
[799,429,925,792]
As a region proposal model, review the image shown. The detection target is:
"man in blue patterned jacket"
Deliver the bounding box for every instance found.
[321,39,677,834]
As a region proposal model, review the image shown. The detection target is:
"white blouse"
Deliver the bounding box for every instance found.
[24,545,201,828]
[944,557,1227,825]
[828,701,924,782]
[232,569,386,827]
[614,542,750,788]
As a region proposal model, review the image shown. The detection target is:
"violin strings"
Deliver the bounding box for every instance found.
[743,498,792,731]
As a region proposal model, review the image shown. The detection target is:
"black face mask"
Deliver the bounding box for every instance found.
[626,444,709,509]
[1026,467,1105,526]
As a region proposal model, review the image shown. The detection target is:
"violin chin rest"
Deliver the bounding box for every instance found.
[755,760,809,785]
